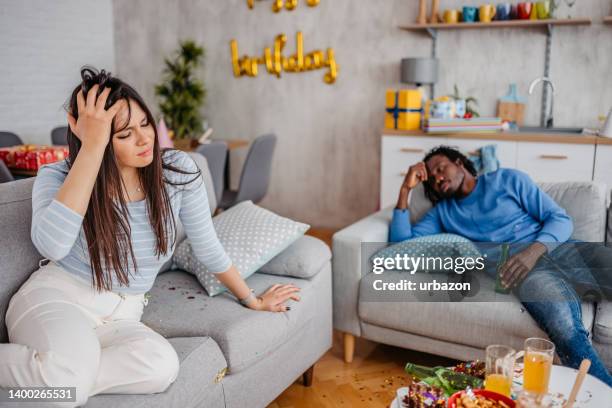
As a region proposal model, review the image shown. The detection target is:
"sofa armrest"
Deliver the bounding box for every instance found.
[332,207,393,336]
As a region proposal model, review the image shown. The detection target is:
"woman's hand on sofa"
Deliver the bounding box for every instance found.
[249,284,301,312]
[215,265,300,312]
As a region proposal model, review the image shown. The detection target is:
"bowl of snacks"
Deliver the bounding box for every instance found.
[447,389,515,408]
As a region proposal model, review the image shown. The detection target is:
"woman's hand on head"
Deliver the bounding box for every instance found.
[67,84,123,151]
[248,284,301,312]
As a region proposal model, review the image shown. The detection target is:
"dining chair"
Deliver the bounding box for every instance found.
[0,132,23,148]
[218,133,277,210]
[195,141,228,204]
[51,126,69,145]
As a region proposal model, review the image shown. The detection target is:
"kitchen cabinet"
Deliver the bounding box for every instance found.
[594,144,612,190]
[516,142,595,183]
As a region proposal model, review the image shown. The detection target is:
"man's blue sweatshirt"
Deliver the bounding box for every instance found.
[389,168,573,245]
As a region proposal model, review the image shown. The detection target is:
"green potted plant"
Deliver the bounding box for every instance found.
[155,40,206,150]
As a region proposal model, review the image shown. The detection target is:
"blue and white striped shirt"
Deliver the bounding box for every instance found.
[31,150,232,294]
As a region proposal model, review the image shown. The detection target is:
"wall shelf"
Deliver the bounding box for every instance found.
[399,18,592,36]
[604,16,612,24]
[399,18,592,126]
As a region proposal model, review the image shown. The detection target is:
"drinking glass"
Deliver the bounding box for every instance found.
[523,338,555,395]
[485,345,515,397]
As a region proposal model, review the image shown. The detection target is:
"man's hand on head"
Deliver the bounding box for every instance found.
[500,242,548,289]
[396,162,428,210]
[402,162,428,190]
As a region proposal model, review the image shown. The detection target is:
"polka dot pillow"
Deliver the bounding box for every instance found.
[372,233,481,274]
[173,201,310,296]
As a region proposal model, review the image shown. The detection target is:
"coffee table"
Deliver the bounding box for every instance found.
[391,364,611,407]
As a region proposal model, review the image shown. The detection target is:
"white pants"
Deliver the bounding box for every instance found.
[0,262,179,407]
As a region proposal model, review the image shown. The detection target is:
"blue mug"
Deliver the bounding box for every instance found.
[463,6,478,23]
[496,3,511,20]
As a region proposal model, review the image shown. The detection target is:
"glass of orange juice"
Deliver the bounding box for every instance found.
[523,338,554,395]
[485,345,515,397]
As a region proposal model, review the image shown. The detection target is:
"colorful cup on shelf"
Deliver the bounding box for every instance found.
[496,3,512,20]
[517,2,533,20]
[530,3,539,19]
[443,9,461,24]
[510,4,519,19]
[536,1,550,19]
[462,6,478,23]
[479,4,496,23]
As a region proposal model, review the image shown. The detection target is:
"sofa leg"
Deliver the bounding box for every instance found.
[343,332,355,363]
[302,364,314,386]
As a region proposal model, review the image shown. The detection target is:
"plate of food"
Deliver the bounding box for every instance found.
[391,361,486,408]
[391,360,489,407]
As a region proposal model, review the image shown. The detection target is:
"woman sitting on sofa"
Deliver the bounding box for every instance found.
[0,67,300,406]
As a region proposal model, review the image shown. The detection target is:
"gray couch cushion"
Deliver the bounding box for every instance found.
[594,301,612,344]
[141,264,330,373]
[258,235,331,279]
[0,178,43,343]
[409,180,608,242]
[84,336,227,408]
[539,182,607,242]
[594,339,612,372]
[358,271,595,351]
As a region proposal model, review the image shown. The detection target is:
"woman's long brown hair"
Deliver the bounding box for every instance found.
[65,67,199,291]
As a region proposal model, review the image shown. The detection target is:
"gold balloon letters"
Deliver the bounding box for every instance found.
[247,0,320,12]
[230,31,338,84]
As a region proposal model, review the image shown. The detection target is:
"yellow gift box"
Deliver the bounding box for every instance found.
[385,89,423,130]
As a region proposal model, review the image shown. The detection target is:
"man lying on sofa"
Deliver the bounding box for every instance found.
[389,145,612,386]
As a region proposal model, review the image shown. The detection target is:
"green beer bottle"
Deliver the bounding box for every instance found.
[494,243,511,294]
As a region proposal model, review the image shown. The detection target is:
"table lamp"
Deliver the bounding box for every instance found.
[400,57,438,99]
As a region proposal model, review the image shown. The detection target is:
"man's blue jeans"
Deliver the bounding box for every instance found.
[512,242,612,386]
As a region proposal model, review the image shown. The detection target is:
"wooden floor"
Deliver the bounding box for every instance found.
[268,331,457,408]
[268,229,457,408]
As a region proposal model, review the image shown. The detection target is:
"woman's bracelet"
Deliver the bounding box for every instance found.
[239,289,257,307]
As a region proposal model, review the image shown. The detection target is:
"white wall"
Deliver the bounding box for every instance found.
[0,0,115,145]
[116,0,611,228]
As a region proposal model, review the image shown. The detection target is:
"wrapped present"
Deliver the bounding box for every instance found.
[426,96,466,120]
[0,149,15,167]
[0,145,68,171]
[385,89,422,130]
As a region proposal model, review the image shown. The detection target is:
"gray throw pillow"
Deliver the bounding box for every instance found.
[173,201,310,296]
[258,235,331,279]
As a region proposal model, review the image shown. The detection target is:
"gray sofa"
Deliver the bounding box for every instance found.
[0,155,332,408]
[333,182,612,369]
